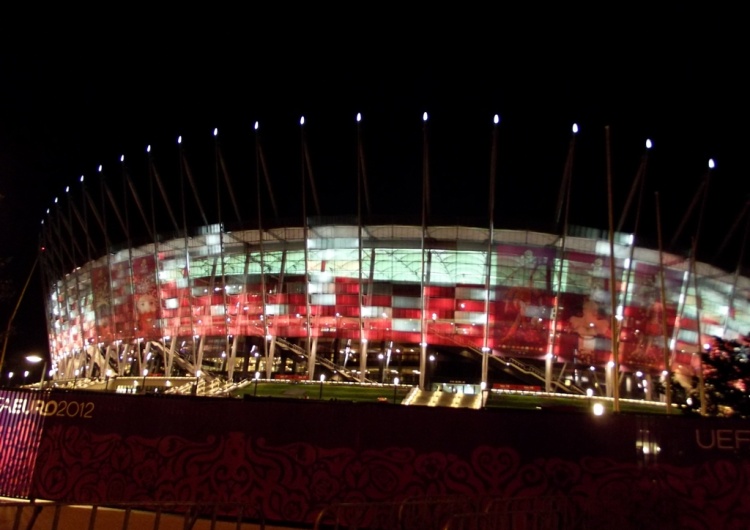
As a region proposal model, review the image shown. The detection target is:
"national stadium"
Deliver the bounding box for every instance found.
[37,118,750,405]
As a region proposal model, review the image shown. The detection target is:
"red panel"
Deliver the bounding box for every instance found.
[392,308,420,319]
[426,298,454,311]
[456,300,485,312]
[425,286,455,298]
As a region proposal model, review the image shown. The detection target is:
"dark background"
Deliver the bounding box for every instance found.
[1,6,747,372]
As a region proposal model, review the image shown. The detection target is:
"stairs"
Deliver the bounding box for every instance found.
[403,388,483,409]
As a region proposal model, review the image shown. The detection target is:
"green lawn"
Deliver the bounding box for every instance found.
[231,381,678,414]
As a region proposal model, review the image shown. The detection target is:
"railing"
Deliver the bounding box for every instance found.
[0,499,265,530]
[274,337,375,383]
[313,495,581,530]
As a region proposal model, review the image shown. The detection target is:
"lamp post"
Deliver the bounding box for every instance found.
[319,373,325,400]
[25,354,46,389]
[428,354,436,391]
[393,377,400,404]
[480,381,488,409]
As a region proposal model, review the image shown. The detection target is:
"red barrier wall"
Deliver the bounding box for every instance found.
[2,388,750,528]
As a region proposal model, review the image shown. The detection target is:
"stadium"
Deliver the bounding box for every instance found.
[38,119,750,404]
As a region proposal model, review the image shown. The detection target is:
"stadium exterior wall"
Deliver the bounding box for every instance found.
[43,223,750,388]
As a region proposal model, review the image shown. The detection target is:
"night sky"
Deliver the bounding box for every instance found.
[1,7,747,371]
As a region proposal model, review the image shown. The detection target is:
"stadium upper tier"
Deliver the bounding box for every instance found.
[44,222,750,387]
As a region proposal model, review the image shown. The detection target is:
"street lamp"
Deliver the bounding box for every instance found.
[319,373,326,400]
[393,377,400,404]
[428,354,436,391]
[25,355,46,388]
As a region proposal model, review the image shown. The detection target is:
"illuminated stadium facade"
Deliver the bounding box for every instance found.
[38,120,750,400]
[42,220,750,397]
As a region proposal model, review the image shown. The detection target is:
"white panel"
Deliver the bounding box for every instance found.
[392,318,421,332]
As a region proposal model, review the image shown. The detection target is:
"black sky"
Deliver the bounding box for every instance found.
[1,6,748,368]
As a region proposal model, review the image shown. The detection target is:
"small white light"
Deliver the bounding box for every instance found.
[79,175,84,183]
[572,123,579,134]
[54,197,58,203]
[300,116,305,126]
[120,155,124,162]
[147,145,151,153]
[65,186,69,193]
[356,112,362,122]
[646,139,652,149]
[46,208,50,214]
[422,112,428,122]
[592,403,605,416]
[708,158,715,169]
[98,165,102,172]
[493,114,500,124]
[320,374,326,382]
[213,128,218,137]
[254,121,259,130]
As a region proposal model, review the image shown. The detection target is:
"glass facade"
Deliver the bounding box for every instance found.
[44,224,750,388]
